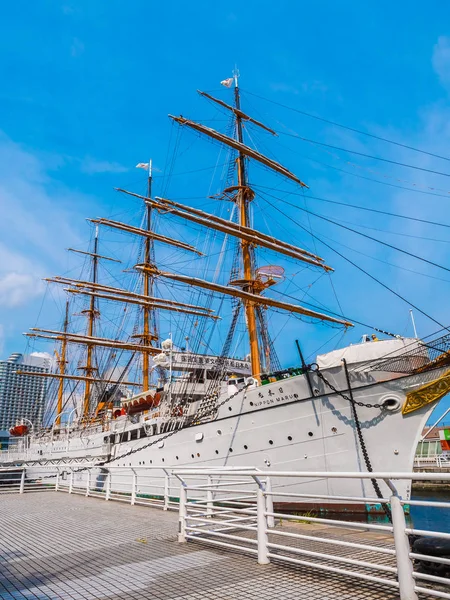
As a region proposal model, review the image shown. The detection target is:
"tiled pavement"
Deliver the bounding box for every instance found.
[0,492,439,599]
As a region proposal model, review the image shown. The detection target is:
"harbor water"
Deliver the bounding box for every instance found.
[410,489,450,534]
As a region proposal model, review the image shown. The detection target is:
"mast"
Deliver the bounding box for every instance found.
[234,71,261,378]
[142,160,154,390]
[56,299,69,427]
[81,226,99,416]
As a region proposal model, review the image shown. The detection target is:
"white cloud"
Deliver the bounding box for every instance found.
[0,273,43,308]
[80,156,129,174]
[0,131,98,355]
[432,36,450,89]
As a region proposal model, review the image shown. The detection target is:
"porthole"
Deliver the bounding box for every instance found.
[217,430,222,435]
[197,453,200,458]
[331,427,337,433]
[249,401,254,406]
[244,444,248,450]
[191,454,195,459]
[228,406,232,411]
[176,456,179,460]
[288,436,292,441]
[162,458,164,462]
[215,450,219,454]
[269,440,274,445]
[150,460,152,464]
[229,448,233,452]
[308,432,313,437]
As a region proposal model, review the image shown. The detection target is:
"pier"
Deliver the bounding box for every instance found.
[1,466,449,599]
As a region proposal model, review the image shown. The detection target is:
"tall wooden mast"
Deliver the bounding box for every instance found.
[81,227,99,416]
[55,299,69,427]
[142,161,154,390]
[233,72,261,378]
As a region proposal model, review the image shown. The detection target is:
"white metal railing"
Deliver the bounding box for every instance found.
[175,469,450,600]
[2,465,450,600]
[415,454,450,468]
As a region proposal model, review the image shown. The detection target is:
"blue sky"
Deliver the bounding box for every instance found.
[1,1,450,422]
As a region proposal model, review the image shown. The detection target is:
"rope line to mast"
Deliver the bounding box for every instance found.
[241,89,450,164]
[259,194,449,332]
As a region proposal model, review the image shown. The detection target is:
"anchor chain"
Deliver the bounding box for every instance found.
[313,368,382,409]
[313,363,392,522]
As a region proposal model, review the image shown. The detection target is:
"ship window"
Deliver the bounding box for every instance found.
[229,448,233,452]
[228,407,232,411]
[308,432,313,437]
[217,430,222,435]
[269,440,273,445]
[197,453,200,457]
[215,450,219,454]
[176,456,179,460]
[162,458,164,462]
[191,454,195,458]
[249,402,254,406]
[244,445,248,450]
[288,436,292,441]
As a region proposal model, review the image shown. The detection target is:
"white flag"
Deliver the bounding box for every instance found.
[220,78,234,88]
[136,162,149,170]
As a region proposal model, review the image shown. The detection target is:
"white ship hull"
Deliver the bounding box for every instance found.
[2,360,443,513]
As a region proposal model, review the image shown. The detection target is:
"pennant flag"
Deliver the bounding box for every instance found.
[136,162,149,170]
[220,78,234,88]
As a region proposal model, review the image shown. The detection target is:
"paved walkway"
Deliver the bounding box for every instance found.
[0,492,438,599]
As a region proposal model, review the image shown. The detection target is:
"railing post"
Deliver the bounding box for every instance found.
[178,482,188,543]
[55,469,60,492]
[265,477,275,528]
[85,470,90,497]
[206,475,213,517]
[19,468,25,494]
[390,492,418,600]
[257,484,270,565]
[131,470,137,505]
[164,472,170,511]
[105,470,111,501]
[69,470,74,494]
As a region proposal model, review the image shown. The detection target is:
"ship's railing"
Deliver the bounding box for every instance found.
[3,465,450,599]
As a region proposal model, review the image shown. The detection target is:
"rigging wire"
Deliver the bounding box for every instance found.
[259,188,450,275]
[242,89,450,163]
[278,130,450,179]
[259,194,448,331]
[252,184,450,230]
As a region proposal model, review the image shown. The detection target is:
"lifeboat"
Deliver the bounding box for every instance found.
[9,424,29,437]
[126,393,162,415]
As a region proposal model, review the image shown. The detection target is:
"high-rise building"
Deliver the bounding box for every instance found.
[0,353,50,432]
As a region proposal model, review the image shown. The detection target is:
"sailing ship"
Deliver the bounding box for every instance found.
[2,72,450,512]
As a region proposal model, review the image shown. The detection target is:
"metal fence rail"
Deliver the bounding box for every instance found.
[175,469,450,600]
[2,465,450,599]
